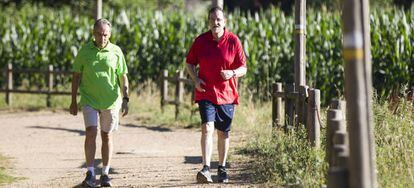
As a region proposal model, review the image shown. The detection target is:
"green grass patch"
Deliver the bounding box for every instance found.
[0,93,71,110]
[128,81,200,128]
[239,98,414,186]
[0,154,19,185]
[239,119,328,186]
[374,99,414,187]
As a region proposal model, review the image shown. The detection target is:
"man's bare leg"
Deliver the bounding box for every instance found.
[100,130,113,186]
[217,130,230,183]
[201,122,214,166]
[217,130,229,166]
[85,127,98,168]
[83,126,98,187]
[197,122,215,183]
[101,131,113,170]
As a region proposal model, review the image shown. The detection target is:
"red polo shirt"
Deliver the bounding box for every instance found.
[186,29,246,105]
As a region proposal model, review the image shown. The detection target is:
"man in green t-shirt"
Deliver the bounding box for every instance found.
[70,18,129,188]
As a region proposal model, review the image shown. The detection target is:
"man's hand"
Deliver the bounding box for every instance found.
[220,70,235,80]
[195,78,206,92]
[69,102,78,116]
[121,99,129,117]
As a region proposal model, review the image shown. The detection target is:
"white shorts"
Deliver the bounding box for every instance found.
[82,105,120,133]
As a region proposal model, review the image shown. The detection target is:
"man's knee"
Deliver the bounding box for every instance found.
[85,126,98,138]
[218,130,229,138]
[202,122,215,135]
[101,131,112,143]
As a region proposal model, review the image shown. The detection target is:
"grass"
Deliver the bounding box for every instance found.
[237,102,328,187]
[0,93,72,111]
[0,83,413,187]
[238,97,414,187]
[127,81,201,128]
[374,99,414,187]
[240,127,328,186]
[0,154,19,185]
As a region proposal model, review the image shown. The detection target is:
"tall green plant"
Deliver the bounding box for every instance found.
[0,5,412,104]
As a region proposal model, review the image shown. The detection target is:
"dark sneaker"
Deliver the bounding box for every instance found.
[82,171,95,187]
[100,174,112,187]
[196,165,213,183]
[217,166,229,183]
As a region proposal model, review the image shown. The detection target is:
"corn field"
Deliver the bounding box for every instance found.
[0,5,413,104]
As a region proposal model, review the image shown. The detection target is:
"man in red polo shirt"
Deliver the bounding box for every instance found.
[186,7,247,183]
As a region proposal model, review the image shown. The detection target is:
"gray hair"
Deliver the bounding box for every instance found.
[94,18,112,31]
[208,6,225,19]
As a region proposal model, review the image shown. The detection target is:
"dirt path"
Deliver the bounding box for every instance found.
[0,111,253,187]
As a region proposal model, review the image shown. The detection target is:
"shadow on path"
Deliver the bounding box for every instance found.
[79,159,120,174]
[29,125,85,136]
[184,156,251,184]
[184,156,232,168]
[122,123,172,132]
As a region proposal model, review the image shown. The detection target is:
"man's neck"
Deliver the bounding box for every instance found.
[94,41,108,49]
[212,30,224,41]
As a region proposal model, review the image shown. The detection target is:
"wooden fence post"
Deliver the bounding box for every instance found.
[94,0,102,20]
[294,0,306,127]
[328,166,348,188]
[326,109,343,166]
[298,85,308,126]
[6,63,13,106]
[272,82,283,128]
[294,0,306,87]
[46,65,54,107]
[327,102,349,188]
[329,111,348,167]
[161,70,168,112]
[212,0,223,8]
[285,83,295,131]
[331,100,347,123]
[343,0,377,187]
[306,89,320,147]
[175,70,184,119]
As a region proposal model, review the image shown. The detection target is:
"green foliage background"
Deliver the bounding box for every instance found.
[0,5,413,104]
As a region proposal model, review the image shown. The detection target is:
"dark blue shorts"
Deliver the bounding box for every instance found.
[197,100,235,132]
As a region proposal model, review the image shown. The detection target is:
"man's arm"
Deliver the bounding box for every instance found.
[69,72,81,115]
[186,63,206,92]
[232,66,247,77]
[120,74,129,117]
[220,66,247,80]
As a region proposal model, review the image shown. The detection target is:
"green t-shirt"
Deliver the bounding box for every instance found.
[73,41,128,110]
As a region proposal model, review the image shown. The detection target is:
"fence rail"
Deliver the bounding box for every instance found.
[2,63,72,107]
[160,69,196,119]
[272,82,321,147]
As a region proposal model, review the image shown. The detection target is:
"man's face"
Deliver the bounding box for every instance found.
[208,10,226,35]
[93,24,111,48]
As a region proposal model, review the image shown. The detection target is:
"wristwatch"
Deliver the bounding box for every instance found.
[123,97,129,102]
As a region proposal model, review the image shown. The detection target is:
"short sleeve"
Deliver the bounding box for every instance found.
[186,38,199,65]
[72,47,84,73]
[233,37,246,68]
[116,49,128,75]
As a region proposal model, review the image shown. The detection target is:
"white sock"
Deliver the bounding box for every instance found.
[87,166,95,176]
[102,166,110,175]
